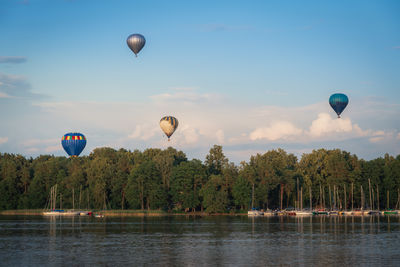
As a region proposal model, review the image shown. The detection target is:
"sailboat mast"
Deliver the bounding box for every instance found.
[344,184,347,211]
[351,183,354,211]
[361,185,364,210]
[79,185,82,210]
[372,186,375,210]
[368,179,372,210]
[319,184,322,209]
[300,187,303,210]
[376,185,379,210]
[251,183,254,210]
[297,178,299,210]
[387,190,390,210]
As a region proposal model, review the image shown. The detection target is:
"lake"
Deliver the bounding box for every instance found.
[1,215,400,266]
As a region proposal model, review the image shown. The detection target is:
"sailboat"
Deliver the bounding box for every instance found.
[43,185,80,216]
[295,186,312,216]
[248,183,264,216]
[43,185,62,216]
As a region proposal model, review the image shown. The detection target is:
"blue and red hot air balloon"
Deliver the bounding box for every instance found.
[329,93,348,118]
[61,133,86,157]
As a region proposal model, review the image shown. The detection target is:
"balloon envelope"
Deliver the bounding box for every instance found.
[127,34,146,56]
[329,93,348,118]
[61,133,87,157]
[160,116,178,140]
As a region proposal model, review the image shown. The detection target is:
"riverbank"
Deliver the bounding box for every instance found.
[0,209,247,216]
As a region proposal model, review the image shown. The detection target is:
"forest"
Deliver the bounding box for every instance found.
[1,145,400,213]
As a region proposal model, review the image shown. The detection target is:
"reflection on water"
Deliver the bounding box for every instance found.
[1,215,400,266]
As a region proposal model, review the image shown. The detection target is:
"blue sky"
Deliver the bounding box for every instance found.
[1,0,399,163]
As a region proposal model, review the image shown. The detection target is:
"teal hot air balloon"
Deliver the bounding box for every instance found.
[127,34,146,57]
[329,93,349,118]
[61,133,86,157]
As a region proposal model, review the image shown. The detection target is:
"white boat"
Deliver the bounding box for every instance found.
[248,210,264,216]
[43,210,80,216]
[263,210,275,216]
[43,185,61,216]
[43,210,64,216]
[352,210,365,216]
[79,211,92,216]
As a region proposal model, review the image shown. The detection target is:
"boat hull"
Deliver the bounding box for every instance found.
[248,210,264,216]
[43,210,80,216]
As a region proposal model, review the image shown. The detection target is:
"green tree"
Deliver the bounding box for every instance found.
[205,145,228,175]
[126,160,166,210]
[200,174,229,213]
[232,175,251,210]
[170,159,205,212]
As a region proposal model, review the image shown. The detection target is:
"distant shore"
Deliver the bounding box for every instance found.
[0,209,247,216]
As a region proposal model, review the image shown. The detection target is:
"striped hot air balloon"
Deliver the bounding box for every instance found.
[159,116,178,141]
[329,93,349,118]
[61,133,87,157]
[127,34,146,57]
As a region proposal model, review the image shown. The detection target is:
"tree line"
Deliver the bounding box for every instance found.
[1,145,400,213]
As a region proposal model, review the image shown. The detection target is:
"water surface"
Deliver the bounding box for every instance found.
[1,215,400,266]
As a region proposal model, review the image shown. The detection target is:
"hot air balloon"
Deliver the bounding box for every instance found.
[160,116,178,141]
[61,132,87,157]
[127,34,146,57]
[329,93,348,118]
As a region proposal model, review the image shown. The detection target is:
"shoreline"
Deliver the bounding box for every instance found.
[0,209,247,216]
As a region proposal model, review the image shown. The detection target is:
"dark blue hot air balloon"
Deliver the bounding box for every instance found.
[329,93,348,118]
[61,133,87,157]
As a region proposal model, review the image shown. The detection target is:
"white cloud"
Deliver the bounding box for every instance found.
[150,91,220,105]
[372,130,385,136]
[21,138,59,147]
[216,129,225,144]
[179,124,200,145]
[369,136,385,143]
[0,92,11,98]
[309,113,353,137]
[250,121,302,141]
[0,137,8,145]
[128,124,159,141]
[369,131,388,143]
[21,138,61,154]
[45,145,61,153]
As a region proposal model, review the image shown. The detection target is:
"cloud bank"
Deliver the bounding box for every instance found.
[0,56,27,64]
[250,121,302,141]
[0,73,43,99]
[0,137,8,145]
[11,88,400,162]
